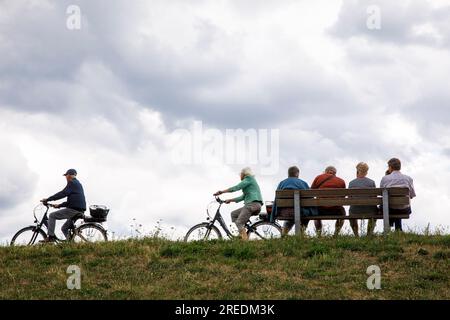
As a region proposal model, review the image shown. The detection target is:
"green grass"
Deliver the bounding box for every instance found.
[0,233,449,299]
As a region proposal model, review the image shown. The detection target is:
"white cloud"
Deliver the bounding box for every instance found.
[0,0,449,242]
[0,138,37,211]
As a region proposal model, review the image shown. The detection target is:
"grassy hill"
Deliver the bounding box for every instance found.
[0,233,449,299]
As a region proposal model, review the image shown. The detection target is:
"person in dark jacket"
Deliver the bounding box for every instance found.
[271,166,318,236]
[40,169,86,242]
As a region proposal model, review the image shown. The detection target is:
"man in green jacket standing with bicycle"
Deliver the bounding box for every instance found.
[214,167,263,240]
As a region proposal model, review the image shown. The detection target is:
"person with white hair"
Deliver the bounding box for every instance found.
[214,167,263,240]
[311,166,347,236]
[349,162,378,236]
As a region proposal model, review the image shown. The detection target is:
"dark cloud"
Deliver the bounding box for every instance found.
[327,0,450,139]
[409,93,450,126]
[1,0,447,149]
[443,148,450,157]
[1,0,447,170]
[0,0,364,132]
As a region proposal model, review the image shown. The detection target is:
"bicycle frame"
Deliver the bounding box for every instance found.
[32,204,90,242]
[184,197,282,242]
[35,205,49,231]
[207,198,258,239]
[11,203,109,246]
[209,202,233,238]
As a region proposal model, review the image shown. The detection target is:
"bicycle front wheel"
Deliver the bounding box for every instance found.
[184,223,222,242]
[72,223,108,243]
[10,226,47,246]
[248,221,282,240]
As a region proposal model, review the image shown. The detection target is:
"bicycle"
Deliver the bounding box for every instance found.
[184,197,282,241]
[10,203,109,246]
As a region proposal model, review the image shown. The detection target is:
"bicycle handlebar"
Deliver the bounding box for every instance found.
[215,197,224,204]
[41,202,58,209]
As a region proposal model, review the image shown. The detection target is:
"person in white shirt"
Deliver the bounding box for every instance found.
[380,158,416,231]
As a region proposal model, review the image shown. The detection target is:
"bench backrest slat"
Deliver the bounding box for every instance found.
[274,187,410,208]
[276,196,410,207]
[275,187,409,198]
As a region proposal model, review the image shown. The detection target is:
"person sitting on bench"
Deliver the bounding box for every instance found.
[349,162,379,236]
[380,158,416,231]
[272,166,317,236]
[311,166,349,236]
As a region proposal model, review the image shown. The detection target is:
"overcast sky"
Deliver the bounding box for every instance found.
[1,0,449,242]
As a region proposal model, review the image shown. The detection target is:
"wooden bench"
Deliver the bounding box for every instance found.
[274,187,411,235]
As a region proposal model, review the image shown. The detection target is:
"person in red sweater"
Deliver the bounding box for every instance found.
[311,166,353,236]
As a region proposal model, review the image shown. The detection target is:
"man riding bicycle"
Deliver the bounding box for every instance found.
[40,169,86,242]
[214,167,263,240]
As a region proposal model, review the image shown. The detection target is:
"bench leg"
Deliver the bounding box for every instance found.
[382,188,390,235]
[294,191,301,236]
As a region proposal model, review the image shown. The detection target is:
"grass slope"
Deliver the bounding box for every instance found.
[0,233,449,299]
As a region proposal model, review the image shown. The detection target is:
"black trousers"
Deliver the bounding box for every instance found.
[382,207,412,231]
[389,218,403,231]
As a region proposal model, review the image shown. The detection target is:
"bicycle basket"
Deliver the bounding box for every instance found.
[89,205,109,220]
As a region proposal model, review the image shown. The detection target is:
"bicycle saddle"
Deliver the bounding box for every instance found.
[258,212,269,221]
[252,207,262,216]
[71,213,84,222]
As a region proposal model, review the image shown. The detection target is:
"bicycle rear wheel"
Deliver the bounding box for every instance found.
[184,223,222,242]
[72,223,108,243]
[248,221,282,240]
[10,226,47,246]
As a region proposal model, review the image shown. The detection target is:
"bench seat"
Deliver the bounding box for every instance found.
[276,210,410,221]
[273,187,411,234]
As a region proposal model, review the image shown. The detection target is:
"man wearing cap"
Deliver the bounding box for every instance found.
[40,169,86,242]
